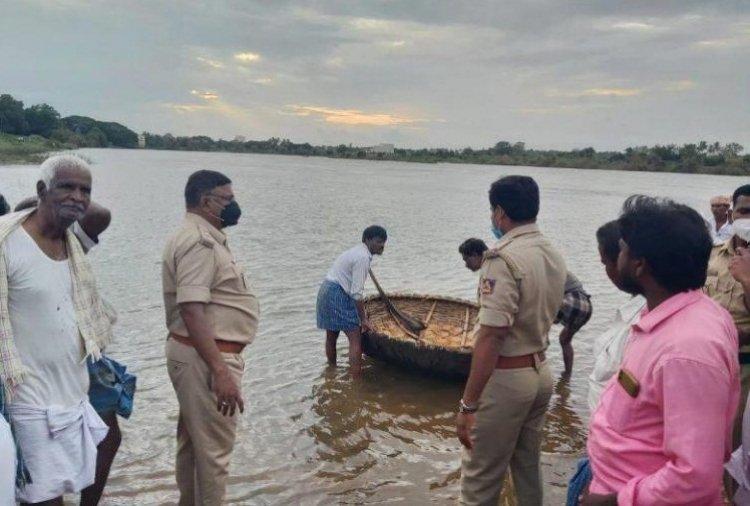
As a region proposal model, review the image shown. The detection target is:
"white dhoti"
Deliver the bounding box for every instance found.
[10,400,108,503]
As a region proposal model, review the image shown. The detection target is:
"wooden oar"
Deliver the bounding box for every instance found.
[368,269,426,334]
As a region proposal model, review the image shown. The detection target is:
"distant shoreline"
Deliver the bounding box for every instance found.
[1,92,748,175]
[0,140,750,176]
[3,139,749,178]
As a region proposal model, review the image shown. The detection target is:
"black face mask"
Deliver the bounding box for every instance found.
[220,201,241,227]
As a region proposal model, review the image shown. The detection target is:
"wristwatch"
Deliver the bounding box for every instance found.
[459,399,478,414]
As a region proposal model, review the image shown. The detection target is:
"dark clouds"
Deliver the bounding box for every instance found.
[1,1,747,150]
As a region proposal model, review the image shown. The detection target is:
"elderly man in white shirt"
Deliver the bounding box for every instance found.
[316,225,387,377]
[708,195,734,245]
[1,155,111,505]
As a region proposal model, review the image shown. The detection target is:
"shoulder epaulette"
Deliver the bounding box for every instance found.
[483,247,522,279]
[197,229,215,248]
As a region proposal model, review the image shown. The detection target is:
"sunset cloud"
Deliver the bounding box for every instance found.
[545,87,643,99]
[287,105,426,126]
[663,80,697,92]
[196,56,224,69]
[580,87,642,97]
[164,104,212,113]
[234,52,261,62]
[606,21,660,32]
[191,89,220,100]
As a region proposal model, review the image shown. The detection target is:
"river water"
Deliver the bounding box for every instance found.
[0,149,744,505]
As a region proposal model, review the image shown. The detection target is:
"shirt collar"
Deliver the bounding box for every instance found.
[185,212,226,245]
[632,290,703,334]
[494,223,540,246]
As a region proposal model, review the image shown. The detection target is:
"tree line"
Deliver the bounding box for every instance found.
[2,92,749,175]
[0,94,138,148]
[142,135,750,175]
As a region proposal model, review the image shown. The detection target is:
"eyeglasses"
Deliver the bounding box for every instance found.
[207,192,234,203]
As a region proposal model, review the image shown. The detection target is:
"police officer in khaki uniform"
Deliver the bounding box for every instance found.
[704,184,750,494]
[162,170,260,506]
[457,175,566,506]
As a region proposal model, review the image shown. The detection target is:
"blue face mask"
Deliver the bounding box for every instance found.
[491,224,504,239]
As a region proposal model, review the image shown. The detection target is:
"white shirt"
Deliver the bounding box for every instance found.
[707,216,734,245]
[325,243,372,300]
[587,295,646,413]
[3,227,88,408]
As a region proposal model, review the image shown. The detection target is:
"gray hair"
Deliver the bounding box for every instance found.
[39,154,91,188]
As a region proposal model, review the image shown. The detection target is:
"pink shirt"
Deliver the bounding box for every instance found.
[587,290,739,505]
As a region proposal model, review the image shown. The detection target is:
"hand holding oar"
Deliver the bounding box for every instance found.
[368,269,426,334]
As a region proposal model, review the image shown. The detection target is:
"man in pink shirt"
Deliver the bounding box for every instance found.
[583,195,740,506]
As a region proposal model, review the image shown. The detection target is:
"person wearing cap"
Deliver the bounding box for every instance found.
[705,184,750,496]
[456,175,566,506]
[162,169,260,506]
[708,194,733,245]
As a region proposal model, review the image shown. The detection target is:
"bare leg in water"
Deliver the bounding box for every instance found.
[326,330,341,365]
[325,328,362,377]
[559,327,574,376]
[80,412,122,506]
[344,328,363,378]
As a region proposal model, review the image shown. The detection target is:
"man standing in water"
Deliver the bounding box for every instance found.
[162,170,260,506]
[1,155,112,504]
[13,195,127,506]
[457,175,566,506]
[554,272,592,376]
[316,226,387,378]
[583,196,738,505]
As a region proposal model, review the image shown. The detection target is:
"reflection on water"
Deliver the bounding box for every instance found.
[1,148,743,504]
[543,376,587,455]
[307,363,463,504]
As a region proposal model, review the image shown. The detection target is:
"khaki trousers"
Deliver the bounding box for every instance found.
[460,362,553,506]
[166,338,245,506]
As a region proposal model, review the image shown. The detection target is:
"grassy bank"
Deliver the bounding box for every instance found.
[0,133,73,164]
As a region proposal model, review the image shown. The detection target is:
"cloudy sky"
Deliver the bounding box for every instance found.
[1,0,748,150]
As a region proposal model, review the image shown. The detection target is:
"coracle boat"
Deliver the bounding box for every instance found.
[362,293,479,380]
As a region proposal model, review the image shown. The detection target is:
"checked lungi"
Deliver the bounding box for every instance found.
[316,280,360,331]
[555,290,593,334]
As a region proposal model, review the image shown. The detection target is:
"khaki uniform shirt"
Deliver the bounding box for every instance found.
[705,240,750,353]
[477,224,566,357]
[162,213,260,344]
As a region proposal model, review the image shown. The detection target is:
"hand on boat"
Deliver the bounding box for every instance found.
[214,368,244,416]
[456,412,475,450]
